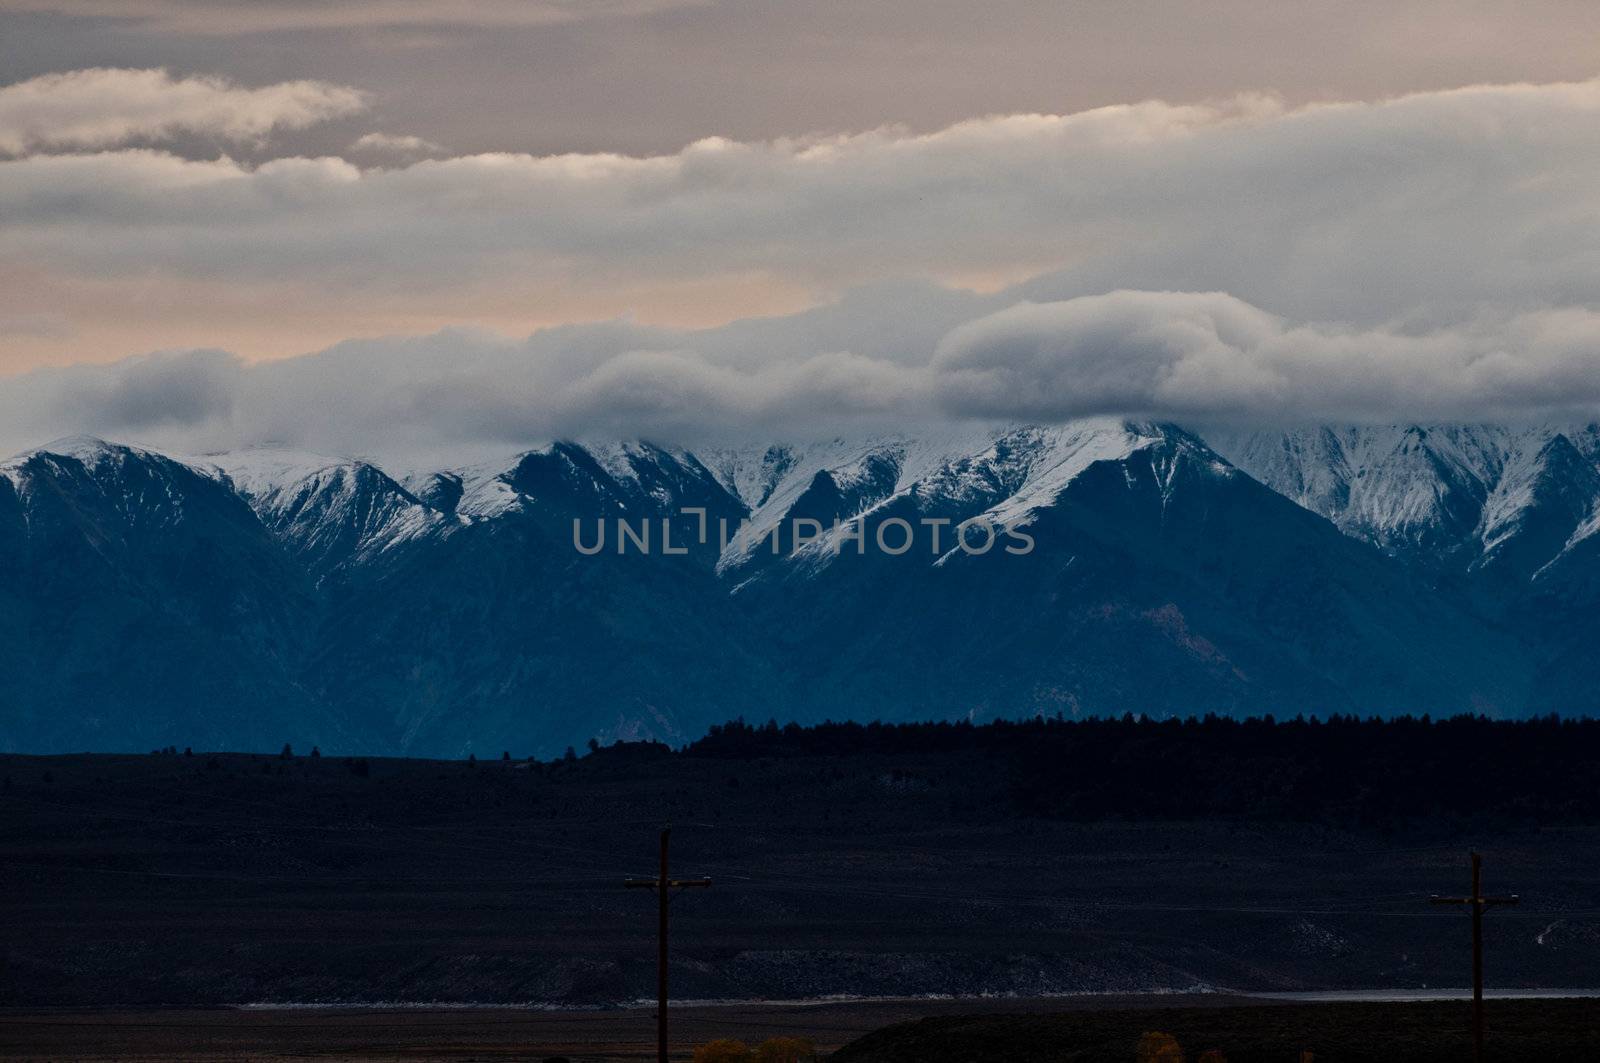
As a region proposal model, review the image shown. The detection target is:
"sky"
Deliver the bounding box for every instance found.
[3,0,1600,456]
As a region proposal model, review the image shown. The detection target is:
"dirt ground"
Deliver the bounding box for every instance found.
[5,751,1594,1009]
[832,997,1600,1063]
[0,994,1264,1061]
[5,995,1596,1062]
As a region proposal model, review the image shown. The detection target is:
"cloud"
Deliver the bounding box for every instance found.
[6,75,1600,344]
[1,349,242,450]
[0,68,366,155]
[932,291,1600,425]
[350,132,445,157]
[6,73,1600,451]
[0,312,72,338]
[0,0,710,34]
[5,288,1600,463]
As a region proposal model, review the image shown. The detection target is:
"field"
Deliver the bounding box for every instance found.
[4,997,1600,1061]
[833,997,1600,1062]
[3,734,1599,1010]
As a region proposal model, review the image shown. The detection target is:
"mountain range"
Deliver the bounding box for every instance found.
[2,422,1596,756]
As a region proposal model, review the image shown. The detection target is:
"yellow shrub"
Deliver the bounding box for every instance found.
[1136,1031,1185,1063]
[755,1035,816,1062]
[693,1039,753,1063]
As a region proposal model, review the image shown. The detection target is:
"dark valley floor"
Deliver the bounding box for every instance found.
[3,721,1598,1009]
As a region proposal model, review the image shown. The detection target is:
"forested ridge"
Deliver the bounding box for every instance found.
[684,713,1600,824]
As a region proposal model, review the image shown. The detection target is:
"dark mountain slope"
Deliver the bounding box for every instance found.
[738,428,1526,725]
[0,440,331,752]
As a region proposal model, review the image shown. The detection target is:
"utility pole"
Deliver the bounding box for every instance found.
[1430,851,1518,1063]
[625,826,711,1063]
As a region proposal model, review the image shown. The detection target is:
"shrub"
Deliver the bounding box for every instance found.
[755,1035,816,1062]
[693,1039,753,1063]
[1136,1031,1184,1063]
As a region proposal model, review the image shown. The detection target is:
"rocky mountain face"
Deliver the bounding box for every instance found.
[1,422,1596,756]
[1211,423,1600,718]
[1209,425,1600,579]
[0,439,322,752]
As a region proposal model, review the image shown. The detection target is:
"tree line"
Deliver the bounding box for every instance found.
[686,713,1600,825]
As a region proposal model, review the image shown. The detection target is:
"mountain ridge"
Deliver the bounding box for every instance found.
[0,422,1594,755]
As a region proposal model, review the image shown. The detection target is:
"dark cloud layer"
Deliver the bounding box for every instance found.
[6,289,1600,461]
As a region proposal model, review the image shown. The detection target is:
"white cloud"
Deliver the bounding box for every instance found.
[6,74,1600,450]
[350,132,445,156]
[5,76,1600,331]
[0,68,366,155]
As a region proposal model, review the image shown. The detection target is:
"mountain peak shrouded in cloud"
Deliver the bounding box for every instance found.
[4,290,1600,462]
[931,293,1600,426]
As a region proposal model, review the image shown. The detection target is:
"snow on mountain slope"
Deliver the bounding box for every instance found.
[970,421,1170,529]
[1475,434,1600,582]
[1,436,210,533]
[712,421,1167,574]
[149,421,1600,591]
[6,424,1600,754]
[3,437,285,546]
[727,420,1532,727]
[25,426,1600,591]
[0,437,332,752]
[1210,425,1504,556]
[701,443,804,510]
[438,452,539,520]
[710,436,918,570]
[432,438,742,547]
[196,447,452,578]
[1211,424,1600,580]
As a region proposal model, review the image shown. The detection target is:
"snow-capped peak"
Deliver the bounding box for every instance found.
[2,434,156,473]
